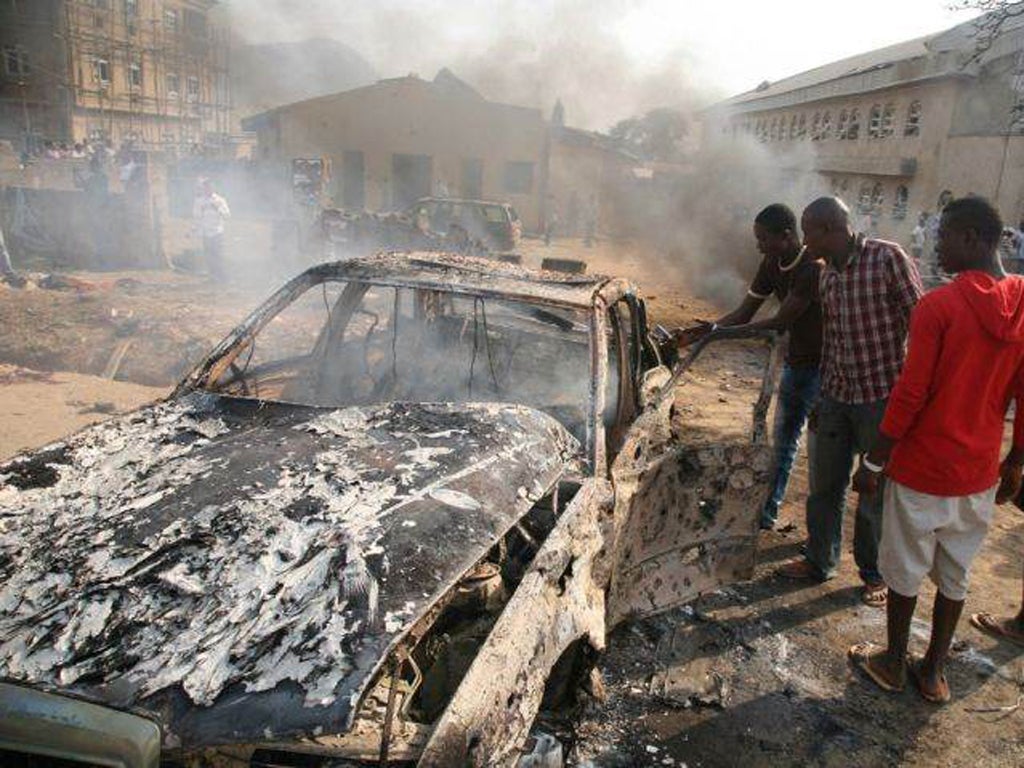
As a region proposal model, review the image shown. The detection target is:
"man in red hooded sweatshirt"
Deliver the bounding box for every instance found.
[848,196,1024,704]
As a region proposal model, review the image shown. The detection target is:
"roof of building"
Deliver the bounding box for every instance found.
[241,68,540,130]
[715,12,1024,111]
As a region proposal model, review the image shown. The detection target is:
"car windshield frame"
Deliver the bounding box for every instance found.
[183,271,605,472]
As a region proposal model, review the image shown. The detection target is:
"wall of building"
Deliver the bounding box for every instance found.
[937,135,1024,223]
[252,78,548,230]
[707,77,973,244]
[0,0,70,145]
[706,42,1024,245]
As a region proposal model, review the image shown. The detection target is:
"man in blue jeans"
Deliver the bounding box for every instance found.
[678,203,824,529]
[779,197,923,607]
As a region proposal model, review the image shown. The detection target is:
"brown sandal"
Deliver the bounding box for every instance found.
[907,654,951,704]
[861,583,887,608]
[848,641,905,693]
[969,612,1024,648]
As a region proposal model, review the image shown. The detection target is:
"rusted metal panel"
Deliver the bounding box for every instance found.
[606,336,778,627]
[607,442,772,625]
[417,479,614,768]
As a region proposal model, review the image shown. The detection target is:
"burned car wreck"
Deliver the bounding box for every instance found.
[0,253,776,767]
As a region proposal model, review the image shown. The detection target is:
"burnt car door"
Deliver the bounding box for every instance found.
[606,322,779,626]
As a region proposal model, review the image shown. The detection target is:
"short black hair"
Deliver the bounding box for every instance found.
[942,196,1003,246]
[755,203,797,235]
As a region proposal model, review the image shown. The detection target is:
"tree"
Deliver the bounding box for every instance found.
[952,1,1024,62]
[608,108,690,162]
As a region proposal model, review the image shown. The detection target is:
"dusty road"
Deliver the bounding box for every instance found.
[1,237,1021,767]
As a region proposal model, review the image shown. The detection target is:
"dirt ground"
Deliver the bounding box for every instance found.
[1,237,1022,767]
[0,365,166,460]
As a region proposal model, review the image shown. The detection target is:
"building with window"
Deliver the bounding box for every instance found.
[0,0,229,150]
[703,15,1024,241]
[243,70,551,230]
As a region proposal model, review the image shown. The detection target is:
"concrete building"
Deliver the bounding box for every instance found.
[243,70,549,230]
[703,15,1024,242]
[0,0,230,151]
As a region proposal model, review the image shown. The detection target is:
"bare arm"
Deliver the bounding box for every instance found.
[715,293,765,327]
[721,291,810,333]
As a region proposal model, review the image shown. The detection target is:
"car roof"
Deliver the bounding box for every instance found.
[414,197,511,208]
[303,251,616,309]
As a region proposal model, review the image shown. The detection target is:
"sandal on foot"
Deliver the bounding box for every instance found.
[969,612,1024,648]
[777,559,824,581]
[861,583,887,608]
[906,655,951,704]
[848,641,904,693]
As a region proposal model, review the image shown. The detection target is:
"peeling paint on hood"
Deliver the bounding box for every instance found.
[0,393,581,748]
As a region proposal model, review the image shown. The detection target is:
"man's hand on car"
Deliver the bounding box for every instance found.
[674,321,715,348]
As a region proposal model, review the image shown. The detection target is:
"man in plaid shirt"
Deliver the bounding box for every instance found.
[780,197,924,606]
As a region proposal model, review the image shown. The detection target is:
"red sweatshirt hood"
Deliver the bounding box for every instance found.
[955,272,1024,342]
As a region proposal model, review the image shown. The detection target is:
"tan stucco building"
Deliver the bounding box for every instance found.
[243,71,550,230]
[0,0,229,150]
[703,16,1024,242]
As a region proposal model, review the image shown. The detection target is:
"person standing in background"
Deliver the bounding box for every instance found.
[0,221,25,288]
[193,179,231,283]
[910,212,927,265]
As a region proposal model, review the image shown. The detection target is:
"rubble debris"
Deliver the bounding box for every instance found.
[517,731,564,767]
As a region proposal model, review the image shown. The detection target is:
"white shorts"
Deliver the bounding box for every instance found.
[878,480,996,601]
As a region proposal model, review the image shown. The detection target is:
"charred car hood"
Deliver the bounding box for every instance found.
[0,393,580,748]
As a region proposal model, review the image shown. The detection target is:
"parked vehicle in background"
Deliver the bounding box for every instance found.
[409,197,522,251]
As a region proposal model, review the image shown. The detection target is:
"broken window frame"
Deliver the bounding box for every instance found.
[192,271,608,473]
[811,111,822,140]
[128,57,142,89]
[92,57,110,86]
[166,72,179,99]
[870,182,885,213]
[846,108,860,140]
[820,111,832,140]
[836,109,849,139]
[868,104,882,138]
[858,182,873,213]
[186,75,200,102]
[2,45,30,78]
[904,100,922,136]
[881,103,896,137]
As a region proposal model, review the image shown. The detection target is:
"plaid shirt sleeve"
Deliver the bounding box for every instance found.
[886,244,924,328]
